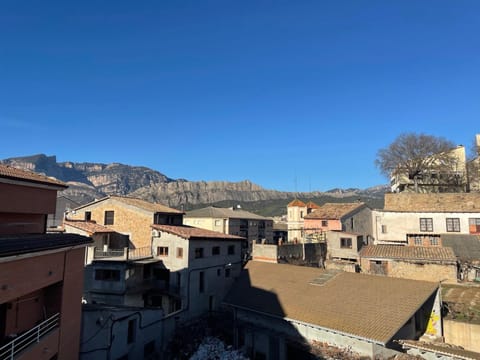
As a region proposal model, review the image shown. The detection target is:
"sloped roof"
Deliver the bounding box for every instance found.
[287,199,306,207]
[185,206,270,220]
[359,245,457,262]
[384,193,480,212]
[224,261,439,345]
[64,220,114,235]
[0,163,67,188]
[305,201,320,209]
[304,202,366,220]
[441,234,480,261]
[0,233,92,257]
[75,195,183,214]
[399,340,480,360]
[151,224,245,241]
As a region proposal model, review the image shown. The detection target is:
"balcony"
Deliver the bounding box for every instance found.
[0,313,59,360]
[90,246,153,262]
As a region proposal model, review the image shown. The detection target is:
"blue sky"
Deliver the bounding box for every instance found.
[1,1,479,192]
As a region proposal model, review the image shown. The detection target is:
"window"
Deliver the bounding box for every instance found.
[446,218,460,232]
[217,269,221,276]
[420,218,433,232]
[469,218,480,234]
[176,247,183,258]
[195,248,204,259]
[127,319,136,344]
[104,210,114,225]
[227,245,235,255]
[429,236,439,246]
[321,220,328,227]
[85,211,92,221]
[215,219,221,226]
[212,246,220,255]
[199,271,204,293]
[381,225,387,234]
[95,269,120,281]
[414,236,422,246]
[157,246,169,256]
[225,268,231,278]
[340,238,352,249]
[300,211,304,218]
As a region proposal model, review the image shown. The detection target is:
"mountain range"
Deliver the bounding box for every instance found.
[1,154,387,216]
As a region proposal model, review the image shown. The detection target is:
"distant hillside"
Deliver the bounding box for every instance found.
[1,154,387,216]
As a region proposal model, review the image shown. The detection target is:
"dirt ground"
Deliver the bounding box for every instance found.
[442,283,480,323]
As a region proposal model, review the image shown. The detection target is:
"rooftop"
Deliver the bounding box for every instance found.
[151,224,245,241]
[0,233,92,258]
[64,220,114,235]
[304,202,366,220]
[287,199,306,207]
[0,163,67,188]
[399,340,480,360]
[185,206,270,220]
[441,234,480,261]
[224,261,439,345]
[359,245,457,262]
[75,195,184,214]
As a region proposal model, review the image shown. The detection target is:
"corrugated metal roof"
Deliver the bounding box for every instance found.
[224,261,439,344]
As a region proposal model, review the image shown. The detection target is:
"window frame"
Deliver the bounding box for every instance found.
[104,210,115,225]
[195,247,204,259]
[227,245,235,255]
[446,218,461,232]
[340,237,352,249]
[157,246,169,257]
[419,218,433,232]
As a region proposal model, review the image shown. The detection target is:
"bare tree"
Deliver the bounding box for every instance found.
[375,133,464,192]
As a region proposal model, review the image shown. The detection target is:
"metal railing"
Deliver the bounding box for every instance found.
[127,246,151,260]
[94,248,125,258]
[93,246,152,260]
[0,313,60,360]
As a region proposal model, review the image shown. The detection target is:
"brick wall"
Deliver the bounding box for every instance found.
[384,193,480,212]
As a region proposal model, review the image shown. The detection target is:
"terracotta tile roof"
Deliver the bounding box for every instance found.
[224,261,439,345]
[384,193,480,212]
[287,199,306,207]
[304,202,366,220]
[305,201,320,209]
[399,340,480,360]
[0,163,67,188]
[359,245,457,262]
[76,195,183,214]
[151,224,245,241]
[185,206,270,220]
[64,220,114,235]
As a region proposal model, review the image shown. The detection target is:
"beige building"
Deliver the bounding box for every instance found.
[151,224,244,319]
[286,200,319,242]
[373,193,480,245]
[68,195,184,249]
[184,206,273,254]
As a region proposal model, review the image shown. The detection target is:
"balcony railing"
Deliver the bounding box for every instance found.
[93,246,152,261]
[0,313,60,360]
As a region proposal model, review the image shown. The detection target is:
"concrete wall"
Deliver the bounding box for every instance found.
[252,243,278,263]
[326,231,362,260]
[443,320,480,353]
[341,207,373,243]
[384,192,480,212]
[372,209,480,244]
[360,258,457,283]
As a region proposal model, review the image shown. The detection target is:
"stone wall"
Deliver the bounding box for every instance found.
[384,193,480,212]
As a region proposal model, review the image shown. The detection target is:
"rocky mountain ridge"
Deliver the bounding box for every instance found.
[1,154,387,214]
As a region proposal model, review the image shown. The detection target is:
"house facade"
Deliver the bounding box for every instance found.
[0,164,91,360]
[325,230,364,263]
[68,195,184,249]
[303,202,373,244]
[286,200,319,243]
[151,224,244,319]
[373,193,480,245]
[184,206,273,254]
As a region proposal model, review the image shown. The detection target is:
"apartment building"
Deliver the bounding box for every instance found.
[0,164,91,360]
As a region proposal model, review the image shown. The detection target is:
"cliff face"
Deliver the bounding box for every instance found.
[1,154,386,212]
